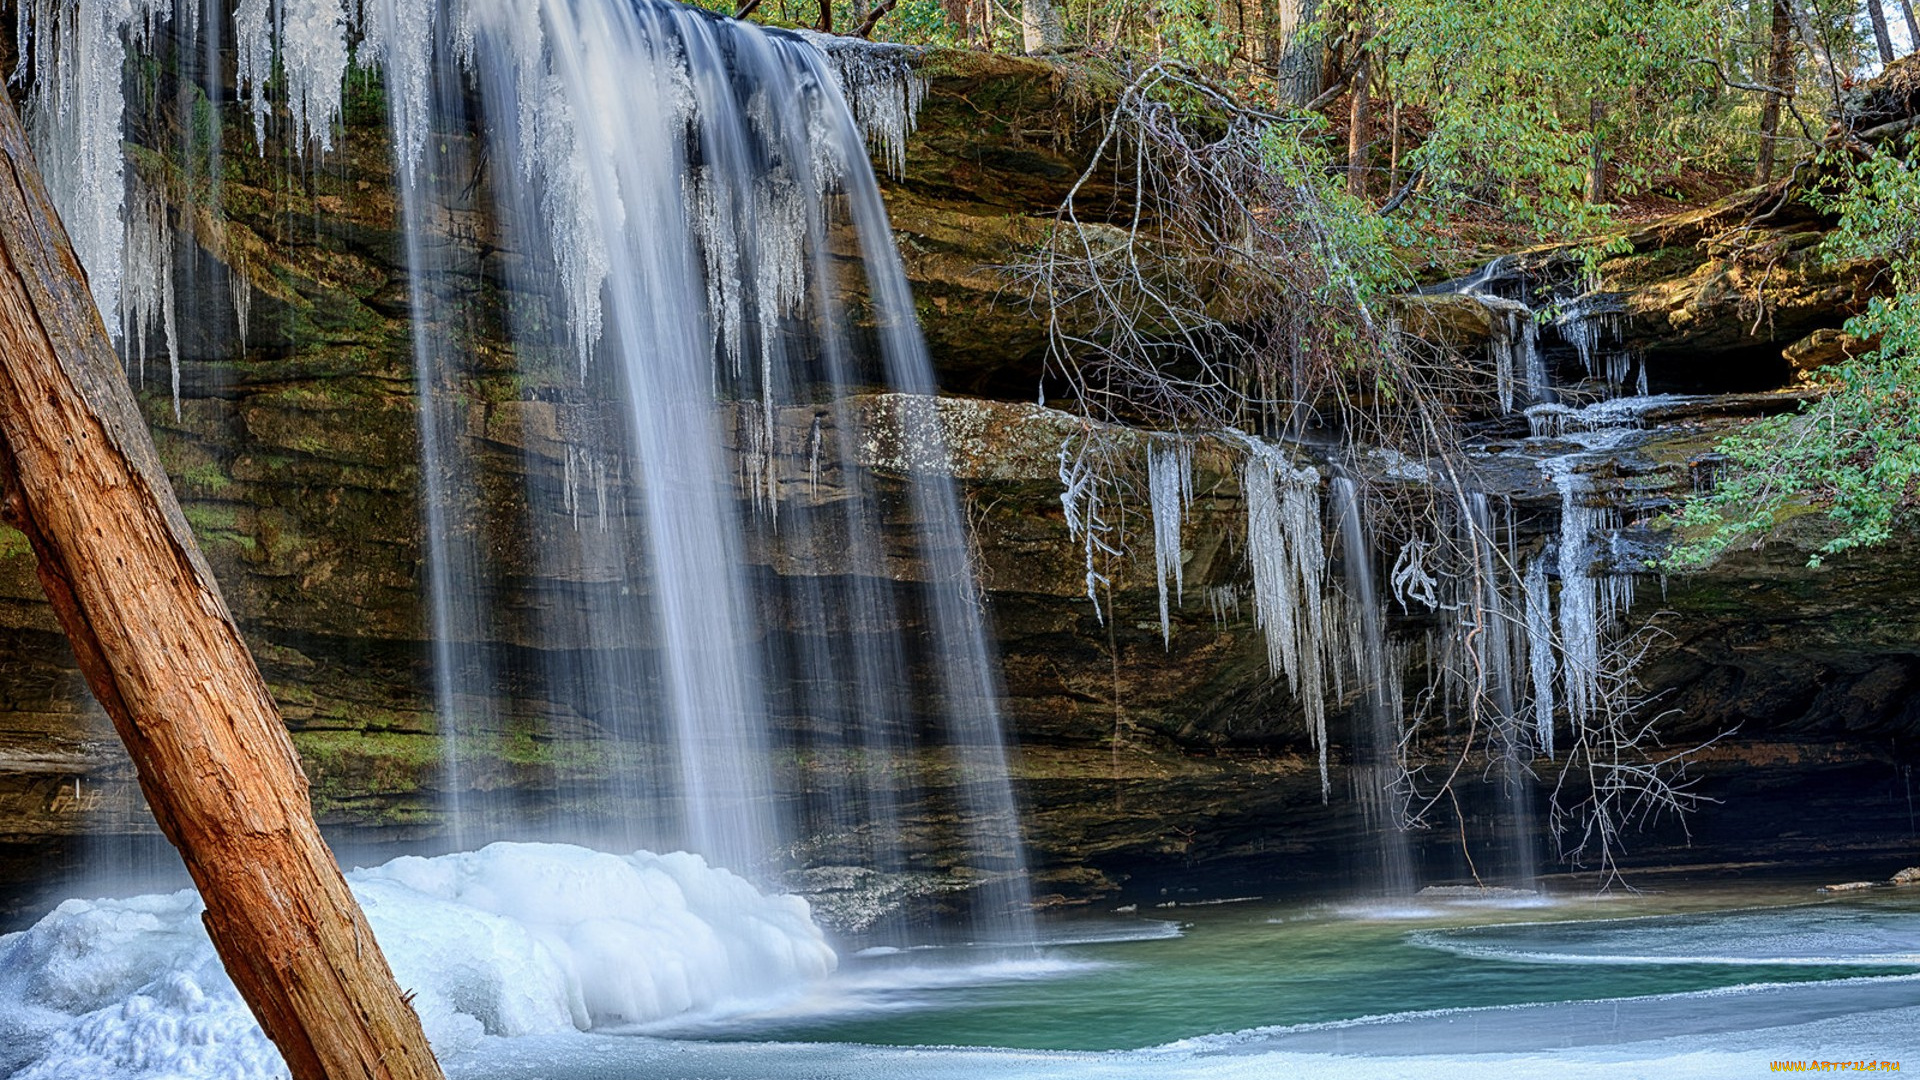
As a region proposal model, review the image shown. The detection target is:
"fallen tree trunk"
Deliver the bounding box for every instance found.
[0,91,443,1080]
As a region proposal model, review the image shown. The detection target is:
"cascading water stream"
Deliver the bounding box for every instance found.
[378,0,505,851]
[383,0,1032,935]
[1331,475,1414,896]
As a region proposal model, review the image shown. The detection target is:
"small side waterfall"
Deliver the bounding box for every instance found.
[1331,476,1413,897]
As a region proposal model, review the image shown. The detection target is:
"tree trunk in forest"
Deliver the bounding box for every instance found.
[1866,0,1896,63]
[0,85,442,1080]
[1347,49,1372,198]
[1020,0,1064,52]
[1268,0,1320,105]
[1388,95,1402,193]
[1898,0,1919,53]
[1757,0,1797,183]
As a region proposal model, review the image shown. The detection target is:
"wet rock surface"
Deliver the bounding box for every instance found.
[2,43,1918,928]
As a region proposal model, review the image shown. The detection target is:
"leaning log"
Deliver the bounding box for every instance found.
[0,90,443,1080]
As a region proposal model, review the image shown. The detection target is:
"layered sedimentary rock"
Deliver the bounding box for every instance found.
[3,41,1918,926]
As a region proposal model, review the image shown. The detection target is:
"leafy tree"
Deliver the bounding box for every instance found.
[1667,144,1920,568]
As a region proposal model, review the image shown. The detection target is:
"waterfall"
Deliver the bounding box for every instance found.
[1331,476,1413,896]
[396,0,1033,935]
[22,0,1032,941]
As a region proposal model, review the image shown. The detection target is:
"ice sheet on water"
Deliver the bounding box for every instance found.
[1413,902,1920,967]
[0,843,837,1079]
[453,981,1920,1079]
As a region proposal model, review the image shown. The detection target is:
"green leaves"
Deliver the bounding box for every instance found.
[1373,0,1719,236]
[1667,145,1920,569]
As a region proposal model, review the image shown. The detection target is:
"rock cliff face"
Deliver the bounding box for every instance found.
[2,42,1917,926]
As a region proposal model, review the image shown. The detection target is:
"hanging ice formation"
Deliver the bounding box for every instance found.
[1147,437,1193,645]
[122,179,180,417]
[1240,438,1334,795]
[803,31,927,178]
[20,0,174,362]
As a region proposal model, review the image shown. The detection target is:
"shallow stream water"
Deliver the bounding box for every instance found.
[7,854,1916,1078]
[479,879,1920,1077]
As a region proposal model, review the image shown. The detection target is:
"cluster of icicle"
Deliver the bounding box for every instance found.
[1446,265,1648,414]
[17,0,927,398]
[1095,419,1646,797]
[1147,438,1193,646]
[1487,301,1547,413]
[800,31,926,179]
[1062,431,1340,793]
[1555,296,1645,393]
[1545,461,1635,732]
[1239,439,1334,790]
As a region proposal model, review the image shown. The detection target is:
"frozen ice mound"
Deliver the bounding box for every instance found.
[0,842,837,1078]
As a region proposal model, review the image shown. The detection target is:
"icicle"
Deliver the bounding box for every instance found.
[686,170,745,371]
[563,446,580,529]
[807,414,824,496]
[1240,440,1329,797]
[802,34,924,179]
[1519,316,1548,405]
[1146,437,1193,646]
[1491,313,1516,413]
[752,171,812,349]
[1526,403,1576,439]
[28,0,130,328]
[1550,461,1602,729]
[1058,438,1117,619]
[358,0,437,181]
[280,0,350,151]
[232,0,273,150]
[1554,299,1629,392]
[742,405,778,521]
[1524,555,1557,758]
[230,272,253,345]
[488,0,607,369]
[593,456,608,532]
[1206,585,1241,626]
[231,0,349,153]
[123,180,180,417]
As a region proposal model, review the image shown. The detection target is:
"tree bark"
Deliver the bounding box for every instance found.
[1898,0,1919,54]
[1867,0,1896,64]
[1347,48,1373,198]
[0,80,442,1080]
[1757,0,1797,183]
[1020,0,1064,53]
